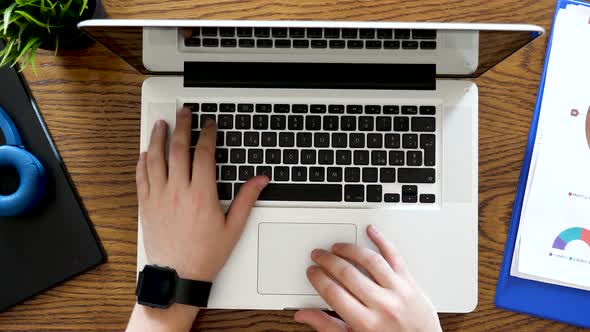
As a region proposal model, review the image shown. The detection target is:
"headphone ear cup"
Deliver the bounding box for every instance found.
[0,146,47,217]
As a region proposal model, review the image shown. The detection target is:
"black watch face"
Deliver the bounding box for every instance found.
[138,266,177,308]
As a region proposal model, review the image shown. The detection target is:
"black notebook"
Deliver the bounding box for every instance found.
[0,42,105,312]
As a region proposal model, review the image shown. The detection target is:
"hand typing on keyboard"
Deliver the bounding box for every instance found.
[295,225,442,332]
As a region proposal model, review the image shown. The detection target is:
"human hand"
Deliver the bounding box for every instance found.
[294,225,442,332]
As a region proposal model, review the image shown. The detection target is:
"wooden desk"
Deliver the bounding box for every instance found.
[0,0,584,331]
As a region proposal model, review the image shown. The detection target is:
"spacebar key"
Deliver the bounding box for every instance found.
[237,183,343,202]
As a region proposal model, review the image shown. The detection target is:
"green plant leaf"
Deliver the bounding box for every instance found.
[11,36,40,67]
[80,0,89,16]
[0,39,16,66]
[3,2,18,34]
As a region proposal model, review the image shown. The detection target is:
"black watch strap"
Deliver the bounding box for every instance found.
[175,278,212,308]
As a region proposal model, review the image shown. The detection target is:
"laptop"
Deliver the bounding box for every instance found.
[79,20,543,312]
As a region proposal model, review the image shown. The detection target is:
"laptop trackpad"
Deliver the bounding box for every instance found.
[257,223,357,295]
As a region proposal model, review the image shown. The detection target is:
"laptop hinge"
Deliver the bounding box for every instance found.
[183,62,435,90]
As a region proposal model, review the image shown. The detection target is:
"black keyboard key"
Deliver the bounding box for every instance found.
[230,148,246,163]
[190,28,201,37]
[215,148,229,163]
[412,117,436,132]
[219,27,235,37]
[216,132,224,146]
[341,116,356,131]
[347,40,364,49]
[296,132,313,147]
[314,133,330,148]
[389,150,404,165]
[290,28,305,38]
[385,134,400,148]
[279,132,295,147]
[262,132,277,147]
[394,117,410,131]
[226,131,242,146]
[364,40,382,48]
[270,115,286,130]
[371,150,387,165]
[306,116,322,130]
[265,149,281,164]
[383,105,400,114]
[293,40,310,48]
[412,29,437,39]
[325,28,340,38]
[185,38,201,47]
[202,27,218,36]
[342,28,358,39]
[329,40,345,49]
[402,194,417,203]
[395,29,411,39]
[384,193,400,203]
[272,28,288,38]
[402,134,418,149]
[420,194,435,203]
[185,103,199,112]
[218,115,233,129]
[383,40,400,49]
[307,28,323,38]
[407,150,423,166]
[332,133,347,148]
[257,39,273,48]
[328,104,345,114]
[292,167,307,182]
[203,38,219,47]
[327,167,343,182]
[402,40,419,49]
[336,150,352,165]
[220,38,237,47]
[359,116,374,131]
[253,115,269,130]
[362,168,378,183]
[380,168,396,183]
[238,103,254,113]
[401,105,418,115]
[354,151,369,165]
[217,182,232,200]
[377,29,393,39]
[349,133,365,148]
[283,149,299,164]
[365,105,381,114]
[221,165,237,180]
[248,149,264,164]
[202,103,218,112]
[421,134,436,167]
[235,115,251,129]
[239,39,255,48]
[420,41,437,50]
[398,168,435,183]
[275,39,291,48]
[239,166,255,181]
[244,131,260,146]
[273,104,289,113]
[376,117,392,132]
[419,106,436,115]
[256,104,272,113]
[292,104,308,113]
[324,116,339,131]
[237,27,253,37]
[347,105,363,114]
[319,150,334,165]
[366,185,382,202]
[256,166,272,180]
[310,104,327,114]
[301,150,316,165]
[200,115,216,129]
[345,167,361,182]
[254,27,270,38]
[311,40,328,48]
[345,185,364,202]
[359,28,375,39]
[310,167,325,182]
[288,115,304,130]
[402,185,417,195]
[254,184,342,202]
[274,166,289,181]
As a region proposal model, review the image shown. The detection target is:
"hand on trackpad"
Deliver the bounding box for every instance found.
[257,223,357,295]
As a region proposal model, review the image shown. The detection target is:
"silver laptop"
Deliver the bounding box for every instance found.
[80,20,543,313]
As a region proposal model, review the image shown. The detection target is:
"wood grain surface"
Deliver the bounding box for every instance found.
[1,0,585,331]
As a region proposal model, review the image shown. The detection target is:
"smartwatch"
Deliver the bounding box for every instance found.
[136,265,212,309]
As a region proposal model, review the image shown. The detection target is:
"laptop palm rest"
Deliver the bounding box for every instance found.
[257,222,357,295]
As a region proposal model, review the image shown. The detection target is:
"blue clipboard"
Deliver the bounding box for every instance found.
[494,0,590,328]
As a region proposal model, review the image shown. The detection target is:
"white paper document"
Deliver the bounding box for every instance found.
[510,3,590,290]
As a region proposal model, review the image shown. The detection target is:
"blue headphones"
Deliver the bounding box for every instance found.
[0,106,46,217]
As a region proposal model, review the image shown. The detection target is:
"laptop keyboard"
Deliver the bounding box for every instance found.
[185,102,437,205]
[184,27,437,50]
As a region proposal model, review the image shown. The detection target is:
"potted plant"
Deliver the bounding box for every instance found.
[0,0,105,71]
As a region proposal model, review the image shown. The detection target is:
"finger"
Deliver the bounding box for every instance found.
[331,242,399,289]
[136,152,150,202]
[147,120,168,189]
[226,176,269,234]
[191,119,217,190]
[294,309,349,332]
[168,108,192,185]
[367,224,410,278]
[312,249,383,306]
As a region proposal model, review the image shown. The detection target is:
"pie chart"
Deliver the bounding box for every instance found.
[552,227,590,250]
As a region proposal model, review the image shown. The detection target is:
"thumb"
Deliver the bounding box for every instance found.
[225,176,269,234]
[294,309,349,332]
